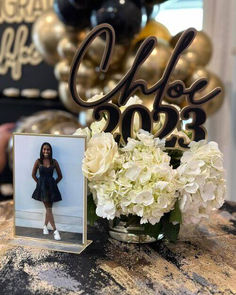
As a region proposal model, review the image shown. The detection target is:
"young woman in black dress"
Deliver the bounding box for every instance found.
[32,142,62,240]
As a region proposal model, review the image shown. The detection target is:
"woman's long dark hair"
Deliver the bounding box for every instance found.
[39,142,53,165]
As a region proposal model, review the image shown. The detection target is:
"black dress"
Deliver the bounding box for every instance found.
[32,164,62,203]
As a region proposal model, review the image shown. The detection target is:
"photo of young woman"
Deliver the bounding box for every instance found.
[32,142,62,240]
[13,133,87,252]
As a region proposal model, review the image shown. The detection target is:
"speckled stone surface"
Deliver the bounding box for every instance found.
[0,201,235,295]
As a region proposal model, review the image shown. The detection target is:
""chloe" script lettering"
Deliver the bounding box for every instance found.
[69,24,221,149]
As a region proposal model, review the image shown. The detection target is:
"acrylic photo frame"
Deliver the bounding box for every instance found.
[11,133,92,254]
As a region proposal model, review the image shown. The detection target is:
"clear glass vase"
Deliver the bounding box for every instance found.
[109,219,163,244]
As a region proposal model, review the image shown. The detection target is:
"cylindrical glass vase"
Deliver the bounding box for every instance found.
[109,220,163,244]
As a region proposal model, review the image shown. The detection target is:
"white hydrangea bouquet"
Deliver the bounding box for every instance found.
[74,95,226,243]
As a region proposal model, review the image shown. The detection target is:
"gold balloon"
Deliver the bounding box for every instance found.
[8,110,79,169]
[32,9,66,65]
[57,36,78,62]
[189,31,212,66]
[54,60,70,81]
[55,59,97,88]
[59,81,84,114]
[126,39,172,86]
[64,27,88,43]
[85,36,127,71]
[85,87,103,99]
[76,60,97,88]
[103,73,123,93]
[138,92,155,110]
[186,68,224,116]
[133,20,171,44]
[171,55,193,81]
[16,110,78,134]
[187,67,210,82]
[50,121,80,135]
[102,73,123,104]
[182,51,198,73]
[170,31,213,67]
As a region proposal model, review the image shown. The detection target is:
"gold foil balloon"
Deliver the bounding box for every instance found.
[188,31,212,66]
[186,68,224,116]
[182,51,198,73]
[8,110,79,169]
[171,55,193,81]
[76,60,97,88]
[50,121,80,135]
[54,60,70,81]
[171,31,213,67]
[126,39,172,86]
[133,20,171,44]
[57,36,78,62]
[59,81,84,114]
[55,60,97,88]
[85,87,103,99]
[32,9,66,65]
[85,36,127,71]
[187,67,210,82]
[103,73,123,94]
[15,110,79,134]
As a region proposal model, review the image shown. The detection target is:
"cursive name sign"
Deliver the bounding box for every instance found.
[69,24,221,148]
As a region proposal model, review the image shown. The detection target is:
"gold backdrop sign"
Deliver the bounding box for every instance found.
[0,0,57,92]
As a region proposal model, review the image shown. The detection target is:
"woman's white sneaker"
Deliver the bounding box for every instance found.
[43,225,49,235]
[54,230,61,240]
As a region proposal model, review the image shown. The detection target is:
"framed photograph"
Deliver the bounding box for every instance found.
[12,133,91,254]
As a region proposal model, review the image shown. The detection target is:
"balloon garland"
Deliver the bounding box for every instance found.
[32,0,224,118]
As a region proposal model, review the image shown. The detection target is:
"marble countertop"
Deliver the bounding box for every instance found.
[0,200,235,295]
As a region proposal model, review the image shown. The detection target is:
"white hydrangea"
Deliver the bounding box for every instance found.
[177,140,226,224]
[73,127,91,141]
[89,130,177,223]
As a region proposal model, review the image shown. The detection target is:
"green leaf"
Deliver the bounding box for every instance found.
[87,194,99,226]
[125,215,141,227]
[169,201,182,224]
[166,149,184,169]
[162,214,180,243]
[143,222,162,239]
[113,217,121,227]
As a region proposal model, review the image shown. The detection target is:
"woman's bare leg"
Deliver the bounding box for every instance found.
[43,201,56,230]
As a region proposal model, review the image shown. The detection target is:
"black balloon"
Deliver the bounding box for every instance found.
[54,0,91,28]
[91,0,145,45]
[145,0,168,4]
[69,0,103,9]
[145,3,160,20]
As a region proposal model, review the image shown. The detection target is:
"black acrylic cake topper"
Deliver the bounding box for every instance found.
[69,23,221,148]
